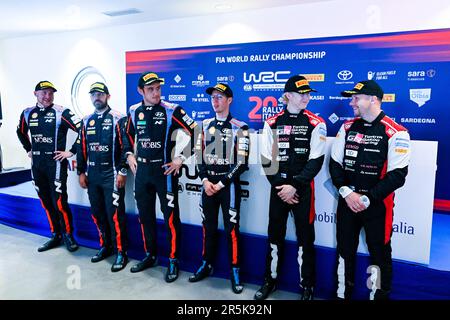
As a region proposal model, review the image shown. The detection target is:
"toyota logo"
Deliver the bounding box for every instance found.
[337,70,353,81]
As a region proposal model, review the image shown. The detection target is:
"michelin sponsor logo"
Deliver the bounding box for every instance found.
[410,88,431,107]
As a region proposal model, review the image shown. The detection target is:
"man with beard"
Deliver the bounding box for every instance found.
[17,80,81,252]
[77,82,129,272]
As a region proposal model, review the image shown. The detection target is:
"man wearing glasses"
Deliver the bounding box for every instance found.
[77,82,129,272]
[189,83,250,294]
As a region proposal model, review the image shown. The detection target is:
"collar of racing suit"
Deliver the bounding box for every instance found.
[140,100,160,108]
[284,107,304,118]
[215,113,233,123]
[362,110,385,125]
[94,105,110,115]
[36,102,54,110]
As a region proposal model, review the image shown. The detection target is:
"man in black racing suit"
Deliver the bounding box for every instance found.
[329,80,411,300]
[77,82,129,272]
[188,83,250,294]
[17,80,81,253]
[123,71,199,282]
[255,75,327,300]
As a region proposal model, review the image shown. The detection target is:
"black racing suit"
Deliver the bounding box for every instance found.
[77,106,128,253]
[123,100,198,259]
[195,114,250,268]
[17,103,81,236]
[260,108,327,289]
[329,111,410,300]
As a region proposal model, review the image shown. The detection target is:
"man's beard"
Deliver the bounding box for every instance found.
[94,101,107,110]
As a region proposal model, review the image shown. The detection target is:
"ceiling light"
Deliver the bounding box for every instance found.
[102,8,142,17]
[214,3,233,11]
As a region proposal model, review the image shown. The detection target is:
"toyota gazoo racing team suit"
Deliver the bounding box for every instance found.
[260,108,327,291]
[195,114,250,270]
[123,99,198,260]
[329,111,410,300]
[77,107,128,254]
[17,103,81,238]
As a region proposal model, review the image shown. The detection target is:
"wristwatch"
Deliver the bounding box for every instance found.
[118,168,128,176]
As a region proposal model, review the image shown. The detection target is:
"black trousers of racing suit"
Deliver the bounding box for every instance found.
[329,112,410,299]
[32,157,74,236]
[336,198,393,300]
[88,168,128,253]
[200,174,241,268]
[264,181,316,289]
[134,158,180,259]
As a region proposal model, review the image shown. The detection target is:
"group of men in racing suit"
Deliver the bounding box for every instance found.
[16,73,409,299]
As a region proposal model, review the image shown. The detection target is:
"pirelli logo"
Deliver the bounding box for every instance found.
[143,73,158,81]
[382,94,396,102]
[354,83,364,90]
[215,84,227,91]
[303,74,325,82]
[295,80,309,88]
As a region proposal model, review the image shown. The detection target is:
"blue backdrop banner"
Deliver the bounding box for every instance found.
[126,28,450,209]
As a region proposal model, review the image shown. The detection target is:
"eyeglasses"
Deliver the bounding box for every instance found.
[211,94,225,100]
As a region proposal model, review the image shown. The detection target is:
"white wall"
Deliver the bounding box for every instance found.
[0,0,449,168]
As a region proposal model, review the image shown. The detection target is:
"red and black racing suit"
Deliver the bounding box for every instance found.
[77,106,128,253]
[17,103,81,237]
[260,108,327,289]
[195,114,250,268]
[123,100,198,259]
[329,111,410,300]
